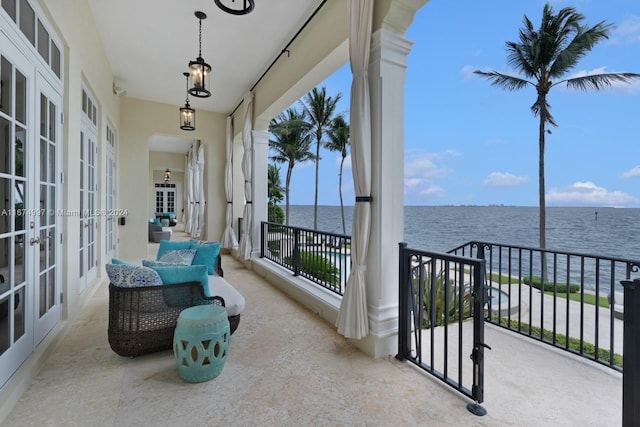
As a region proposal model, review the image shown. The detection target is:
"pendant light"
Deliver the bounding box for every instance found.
[188,11,212,98]
[214,0,255,15]
[180,72,196,131]
[164,169,171,183]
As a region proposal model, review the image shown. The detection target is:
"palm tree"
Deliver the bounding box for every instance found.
[269,108,315,225]
[267,163,284,206]
[325,115,350,235]
[474,3,640,255]
[267,163,285,224]
[300,86,342,230]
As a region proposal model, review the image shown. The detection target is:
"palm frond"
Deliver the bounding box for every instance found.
[506,42,536,77]
[563,73,640,91]
[530,98,557,127]
[550,21,613,77]
[474,70,532,91]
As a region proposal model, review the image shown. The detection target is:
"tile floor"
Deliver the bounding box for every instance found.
[2,231,623,426]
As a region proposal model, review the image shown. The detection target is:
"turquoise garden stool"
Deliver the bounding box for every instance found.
[173,304,230,383]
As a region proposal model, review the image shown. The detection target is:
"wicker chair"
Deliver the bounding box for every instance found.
[108,281,225,357]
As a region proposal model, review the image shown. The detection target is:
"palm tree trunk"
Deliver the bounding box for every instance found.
[313,139,320,230]
[339,156,346,235]
[285,165,294,226]
[538,109,548,283]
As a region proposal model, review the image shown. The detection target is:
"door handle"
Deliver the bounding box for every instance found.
[30,237,41,245]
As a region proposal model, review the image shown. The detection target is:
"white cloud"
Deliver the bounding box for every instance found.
[419,184,446,197]
[404,150,458,201]
[610,16,640,45]
[546,181,639,207]
[483,172,529,187]
[622,166,640,179]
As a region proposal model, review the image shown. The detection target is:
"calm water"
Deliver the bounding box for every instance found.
[284,205,640,261]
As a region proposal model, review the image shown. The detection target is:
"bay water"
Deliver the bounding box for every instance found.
[284,205,640,261]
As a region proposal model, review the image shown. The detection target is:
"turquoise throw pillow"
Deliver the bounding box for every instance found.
[111,258,133,265]
[191,241,221,275]
[156,240,193,260]
[149,264,209,295]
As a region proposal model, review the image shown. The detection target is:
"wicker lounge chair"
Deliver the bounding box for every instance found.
[108,281,225,357]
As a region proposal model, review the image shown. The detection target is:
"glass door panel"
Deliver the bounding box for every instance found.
[0,40,34,388]
[34,76,60,344]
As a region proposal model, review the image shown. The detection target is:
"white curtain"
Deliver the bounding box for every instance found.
[184,148,195,234]
[182,154,189,224]
[336,0,373,339]
[238,92,253,259]
[221,116,239,248]
[195,142,205,238]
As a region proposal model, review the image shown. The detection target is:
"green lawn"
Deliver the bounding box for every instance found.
[493,316,623,368]
[487,272,610,308]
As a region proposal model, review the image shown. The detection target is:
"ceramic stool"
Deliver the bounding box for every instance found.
[173,304,230,383]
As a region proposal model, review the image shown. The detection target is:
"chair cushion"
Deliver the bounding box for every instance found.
[105,264,162,288]
[111,258,133,265]
[159,249,196,265]
[207,275,245,317]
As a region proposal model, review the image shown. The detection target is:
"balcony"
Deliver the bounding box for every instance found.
[3,237,622,425]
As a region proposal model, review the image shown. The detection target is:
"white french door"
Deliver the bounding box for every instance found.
[104,123,116,260]
[34,76,61,344]
[0,33,61,386]
[79,118,97,292]
[155,184,176,213]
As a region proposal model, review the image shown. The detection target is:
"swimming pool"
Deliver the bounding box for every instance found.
[486,286,519,316]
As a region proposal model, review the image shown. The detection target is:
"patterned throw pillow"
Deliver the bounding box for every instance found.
[105,264,162,288]
[156,240,193,260]
[142,259,183,268]
[159,249,197,265]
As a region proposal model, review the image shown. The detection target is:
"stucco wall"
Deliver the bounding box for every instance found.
[118,97,227,261]
[41,0,120,314]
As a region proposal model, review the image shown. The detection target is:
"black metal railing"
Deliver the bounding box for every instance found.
[260,221,351,295]
[397,242,488,415]
[449,241,640,372]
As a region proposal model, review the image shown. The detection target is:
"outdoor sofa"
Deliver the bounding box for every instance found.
[107,242,245,357]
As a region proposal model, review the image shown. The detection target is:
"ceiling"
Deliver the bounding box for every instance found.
[86,0,325,153]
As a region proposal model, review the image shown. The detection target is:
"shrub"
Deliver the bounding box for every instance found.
[413,266,471,328]
[285,252,341,285]
[523,276,580,294]
[267,240,281,257]
[493,316,623,368]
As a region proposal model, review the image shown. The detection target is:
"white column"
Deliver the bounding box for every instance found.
[359,28,413,357]
[251,130,269,258]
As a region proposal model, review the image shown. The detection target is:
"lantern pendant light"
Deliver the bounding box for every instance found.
[188,11,212,98]
[164,169,172,183]
[180,72,196,131]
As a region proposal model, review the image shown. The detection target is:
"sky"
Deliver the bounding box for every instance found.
[271,0,640,207]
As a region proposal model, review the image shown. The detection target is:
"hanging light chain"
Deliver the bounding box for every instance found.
[198,16,203,58]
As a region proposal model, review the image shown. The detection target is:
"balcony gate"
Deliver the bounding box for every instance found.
[397,242,489,416]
